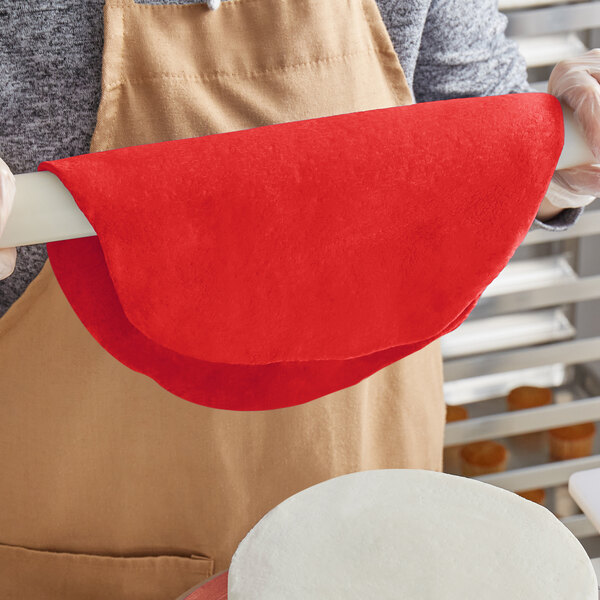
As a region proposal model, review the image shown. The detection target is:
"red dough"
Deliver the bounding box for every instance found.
[180,571,228,600]
[42,93,563,410]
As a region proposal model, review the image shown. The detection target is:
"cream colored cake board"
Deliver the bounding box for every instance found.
[229,469,597,599]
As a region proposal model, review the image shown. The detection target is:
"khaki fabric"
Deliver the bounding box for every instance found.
[0,0,445,598]
[0,544,213,600]
[93,0,414,147]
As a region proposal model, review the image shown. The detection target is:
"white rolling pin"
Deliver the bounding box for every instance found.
[0,102,596,249]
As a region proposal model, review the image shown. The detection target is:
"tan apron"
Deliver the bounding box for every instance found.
[0,0,445,598]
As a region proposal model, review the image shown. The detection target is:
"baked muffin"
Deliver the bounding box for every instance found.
[460,441,509,477]
[446,404,469,423]
[549,423,596,460]
[507,386,552,411]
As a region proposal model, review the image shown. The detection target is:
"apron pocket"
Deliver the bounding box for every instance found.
[0,542,214,600]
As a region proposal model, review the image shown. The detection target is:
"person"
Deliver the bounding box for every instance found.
[0,1,598,599]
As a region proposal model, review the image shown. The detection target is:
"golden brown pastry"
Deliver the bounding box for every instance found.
[507,386,552,411]
[549,423,596,460]
[460,441,509,477]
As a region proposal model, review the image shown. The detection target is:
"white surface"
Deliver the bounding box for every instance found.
[0,103,593,249]
[570,468,600,534]
[228,470,597,600]
[0,171,95,248]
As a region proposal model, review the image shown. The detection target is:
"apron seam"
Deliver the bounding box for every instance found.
[0,542,214,573]
[91,2,128,153]
[358,0,413,107]
[102,47,396,91]
[111,2,127,152]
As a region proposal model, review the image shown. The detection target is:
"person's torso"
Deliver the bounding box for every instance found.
[0,4,445,596]
[0,0,432,317]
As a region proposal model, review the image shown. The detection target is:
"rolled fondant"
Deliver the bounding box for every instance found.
[228,470,597,599]
[41,93,563,409]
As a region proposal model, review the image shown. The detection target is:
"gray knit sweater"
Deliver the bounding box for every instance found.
[0,0,582,317]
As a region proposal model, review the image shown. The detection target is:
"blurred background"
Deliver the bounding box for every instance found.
[442,0,600,563]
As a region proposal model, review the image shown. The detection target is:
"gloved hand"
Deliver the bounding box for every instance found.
[547,49,600,209]
[0,157,17,279]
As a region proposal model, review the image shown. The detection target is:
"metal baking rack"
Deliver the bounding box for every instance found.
[443,0,600,560]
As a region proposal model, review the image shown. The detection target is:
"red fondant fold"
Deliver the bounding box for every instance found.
[42,93,563,410]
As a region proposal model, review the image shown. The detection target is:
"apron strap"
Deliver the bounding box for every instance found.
[104,0,134,6]
[104,0,221,8]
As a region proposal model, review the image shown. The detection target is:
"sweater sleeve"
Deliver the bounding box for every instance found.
[412,0,584,231]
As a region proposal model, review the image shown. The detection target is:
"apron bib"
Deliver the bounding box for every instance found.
[0,0,444,598]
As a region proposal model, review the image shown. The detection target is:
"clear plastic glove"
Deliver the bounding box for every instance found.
[0,157,17,279]
[547,48,600,209]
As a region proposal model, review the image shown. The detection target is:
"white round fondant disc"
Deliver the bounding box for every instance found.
[229,469,597,599]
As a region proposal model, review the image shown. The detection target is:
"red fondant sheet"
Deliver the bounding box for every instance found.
[182,571,229,600]
[181,571,228,600]
[41,93,563,410]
